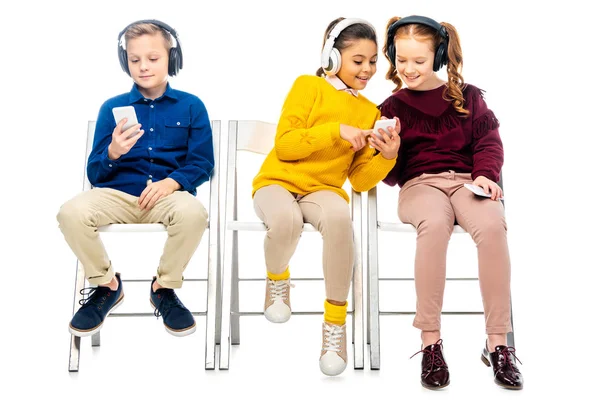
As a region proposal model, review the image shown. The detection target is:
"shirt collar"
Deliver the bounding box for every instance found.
[325,75,358,97]
[128,82,178,104]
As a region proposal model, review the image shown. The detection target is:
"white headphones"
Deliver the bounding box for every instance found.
[320,18,376,76]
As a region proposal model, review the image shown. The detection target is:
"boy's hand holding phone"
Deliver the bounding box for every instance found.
[108,118,144,160]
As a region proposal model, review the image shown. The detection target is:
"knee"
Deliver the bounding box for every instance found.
[266,209,304,239]
[174,200,208,231]
[416,217,454,238]
[56,198,92,228]
[319,208,352,234]
[475,217,507,240]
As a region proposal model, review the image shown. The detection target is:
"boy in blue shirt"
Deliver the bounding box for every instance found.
[57,20,214,338]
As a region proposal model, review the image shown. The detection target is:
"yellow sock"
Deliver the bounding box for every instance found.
[324,300,348,325]
[267,266,290,281]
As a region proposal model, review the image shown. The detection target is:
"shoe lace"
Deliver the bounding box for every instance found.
[410,339,447,370]
[268,279,293,301]
[153,289,184,318]
[78,286,110,309]
[322,323,344,353]
[498,346,522,372]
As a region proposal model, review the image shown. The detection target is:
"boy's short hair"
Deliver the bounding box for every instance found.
[124,22,172,51]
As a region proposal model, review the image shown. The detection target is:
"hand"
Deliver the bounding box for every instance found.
[368,117,401,160]
[472,175,503,201]
[108,118,144,160]
[340,124,369,152]
[138,178,181,210]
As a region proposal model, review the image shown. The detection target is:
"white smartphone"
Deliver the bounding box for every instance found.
[112,106,140,138]
[463,183,504,200]
[372,119,396,140]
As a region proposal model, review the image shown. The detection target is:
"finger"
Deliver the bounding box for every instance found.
[481,183,490,194]
[358,136,366,150]
[380,129,391,143]
[498,187,504,199]
[122,124,142,138]
[139,188,154,209]
[490,186,498,200]
[380,116,388,120]
[139,186,152,207]
[124,129,144,146]
[394,117,401,133]
[145,191,163,210]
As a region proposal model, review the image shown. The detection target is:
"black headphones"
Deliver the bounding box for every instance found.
[117,19,183,77]
[386,15,448,72]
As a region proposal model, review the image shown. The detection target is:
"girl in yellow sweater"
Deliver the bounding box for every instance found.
[252,17,400,376]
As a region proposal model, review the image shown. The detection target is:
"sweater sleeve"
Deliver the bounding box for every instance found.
[86,101,120,186]
[275,76,340,161]
[347,108,396,192]
[469,87,504,183]
[378,98,404,187]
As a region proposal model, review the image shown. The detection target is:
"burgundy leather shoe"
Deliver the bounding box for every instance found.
[411,339,450,389]
[481,344,523,390]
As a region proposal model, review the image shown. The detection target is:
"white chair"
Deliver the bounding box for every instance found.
[218,120,364,370]
[68,120,221,371]
[366,177,515,370]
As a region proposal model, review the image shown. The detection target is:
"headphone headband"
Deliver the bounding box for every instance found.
[117,19,179,47]
[321,18,376,74]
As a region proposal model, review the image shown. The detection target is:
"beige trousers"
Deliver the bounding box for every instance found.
[253,185,354,302]
[57,188,208,288]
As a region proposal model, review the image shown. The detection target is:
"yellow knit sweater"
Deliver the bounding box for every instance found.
[252,75,396,202]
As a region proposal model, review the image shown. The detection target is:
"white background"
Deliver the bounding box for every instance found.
[2,0,598,399]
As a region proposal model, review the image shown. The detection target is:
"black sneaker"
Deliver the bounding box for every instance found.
[69,272,124,337]
[149,277,196,337]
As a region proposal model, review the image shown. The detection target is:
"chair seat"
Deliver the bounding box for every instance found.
[227,221,317,232]
[98,223,167,233]
[378,222,466,234]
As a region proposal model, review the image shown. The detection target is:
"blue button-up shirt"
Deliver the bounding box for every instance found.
[87,84,214,197]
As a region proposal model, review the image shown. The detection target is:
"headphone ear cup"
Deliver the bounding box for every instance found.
[387,42,396,66]
[168,47,179,76]
[433,42,448,72]
[326,48,341,75]
[118,46,130,76]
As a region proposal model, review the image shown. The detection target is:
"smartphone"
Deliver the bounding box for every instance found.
[112,106,140,139]
[372,119,396,140]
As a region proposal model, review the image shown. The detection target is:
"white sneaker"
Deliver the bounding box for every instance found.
[319,322,348,376]
[264,278,292,323]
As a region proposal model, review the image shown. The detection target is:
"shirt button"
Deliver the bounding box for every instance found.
[176,121,181,126]
[148,147,153,151]
[150,159,154,163]
[144,99,148,102]
[149,175,153,178]
[150,105,154,108]
[109,164,113,167]
[150,128,154,132]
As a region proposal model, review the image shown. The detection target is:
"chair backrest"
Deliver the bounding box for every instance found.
[230,120,276,155]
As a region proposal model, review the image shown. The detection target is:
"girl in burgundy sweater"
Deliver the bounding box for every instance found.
[376,15,523,390]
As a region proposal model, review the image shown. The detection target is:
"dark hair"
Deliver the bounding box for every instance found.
[316,17,378,77]
[383,16,468,115]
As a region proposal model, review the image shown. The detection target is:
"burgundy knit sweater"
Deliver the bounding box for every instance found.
[378,84,503,187]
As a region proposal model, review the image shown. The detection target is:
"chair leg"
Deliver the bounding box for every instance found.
[219,227,234,370]
[68,260,86,372]
[91,332,101,347]
[204,231,219,370]
[352,239,364,369]
[231,230,240,346]
[508,296,515,348]
[367,190,381,370]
